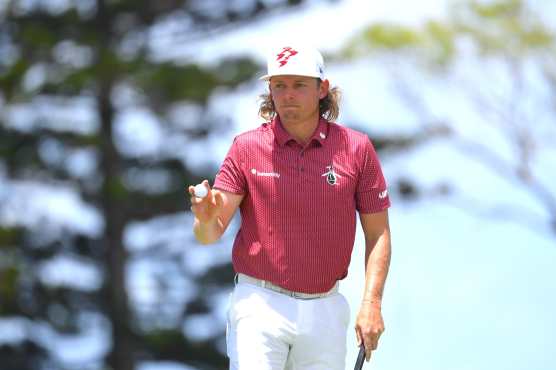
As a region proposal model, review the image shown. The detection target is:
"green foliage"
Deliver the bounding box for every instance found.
[521,26,553,47]
[145,329,185,349]
[0,265,19,308]
[49,67,96,94]
[0,228,21,246]
[134,57,259,104]
[424,20,456,64]
[136,63,218,103]
[470,0,522,18]
[342,0,554,68]
[343,23,420,57]
[19,23,58,49]
[105,176,130,200]
[363,24,421,49]
[0,59,29,99]
[342,22,456,67]
[453,0,554,56]
[0,232,20,315]
[215,57,260,86]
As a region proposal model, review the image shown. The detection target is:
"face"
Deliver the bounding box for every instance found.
[269,75,329,124]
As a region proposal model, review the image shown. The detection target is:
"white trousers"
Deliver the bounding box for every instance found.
[226,280,351,370]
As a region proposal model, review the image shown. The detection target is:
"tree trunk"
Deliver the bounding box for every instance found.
[98,77,135,370]
[95,1,135,369]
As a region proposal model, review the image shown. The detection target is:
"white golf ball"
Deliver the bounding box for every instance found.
[194,184,208,198]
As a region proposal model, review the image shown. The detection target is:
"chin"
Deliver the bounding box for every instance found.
[281,112,300,121]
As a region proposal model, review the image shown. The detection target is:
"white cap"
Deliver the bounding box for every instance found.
[259,45,325,81]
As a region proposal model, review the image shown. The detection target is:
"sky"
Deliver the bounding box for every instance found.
[1,0,555,369]
[154,0,448,63]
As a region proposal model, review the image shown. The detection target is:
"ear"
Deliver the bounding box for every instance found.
[319,79,330,99]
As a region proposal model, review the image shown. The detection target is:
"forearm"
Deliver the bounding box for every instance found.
[356,211,390,358]
[362,232,391,308]
[193,217,225,244]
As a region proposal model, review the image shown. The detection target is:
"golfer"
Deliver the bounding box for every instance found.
[188,45,391,370]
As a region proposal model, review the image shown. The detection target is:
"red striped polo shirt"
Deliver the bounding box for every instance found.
[213,117,390,293]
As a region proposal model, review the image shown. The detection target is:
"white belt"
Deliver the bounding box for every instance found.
[236,273,339,300]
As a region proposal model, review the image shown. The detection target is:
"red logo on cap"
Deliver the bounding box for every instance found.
[276,47,298,67]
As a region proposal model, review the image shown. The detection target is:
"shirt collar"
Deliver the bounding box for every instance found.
[272,116,329,147]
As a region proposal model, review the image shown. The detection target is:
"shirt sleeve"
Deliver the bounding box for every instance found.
[213,137,247,195]
[356,137,391,213]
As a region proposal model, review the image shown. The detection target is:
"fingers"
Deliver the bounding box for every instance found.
[188,182,208,220]
[354,327,370,361]
[360,331,373,361]
[365,346,372,362]
[370,330,380,350]
[186,181,223,224]
[188,180,212,201]
[188,186,202,208]
[355,325,383,362]
[364,337,375,361]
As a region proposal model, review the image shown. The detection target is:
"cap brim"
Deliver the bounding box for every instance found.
[258,73,324,81]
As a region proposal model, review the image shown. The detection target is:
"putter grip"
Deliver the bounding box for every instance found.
[354,344,365,370]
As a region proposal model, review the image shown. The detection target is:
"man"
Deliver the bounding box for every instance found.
[188,45,391,370]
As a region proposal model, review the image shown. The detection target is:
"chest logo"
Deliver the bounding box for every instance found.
[251,168,280,178]
[321,165,340,185]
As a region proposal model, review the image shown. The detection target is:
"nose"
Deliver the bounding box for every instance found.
[283,87,296,101]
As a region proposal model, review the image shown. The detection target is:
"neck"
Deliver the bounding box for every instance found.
[279,114,320,145]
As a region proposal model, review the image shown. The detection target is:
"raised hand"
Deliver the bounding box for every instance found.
[188,180,224,224]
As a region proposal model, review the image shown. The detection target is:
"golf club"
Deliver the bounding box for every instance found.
[354,343,366,370]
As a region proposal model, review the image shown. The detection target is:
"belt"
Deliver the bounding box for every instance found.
[236,273,339,300]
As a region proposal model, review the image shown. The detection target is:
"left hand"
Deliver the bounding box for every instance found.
[354,301,385,362]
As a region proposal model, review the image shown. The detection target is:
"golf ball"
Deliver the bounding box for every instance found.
[194,184,208,198]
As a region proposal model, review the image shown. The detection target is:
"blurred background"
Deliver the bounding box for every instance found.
[1,0,555,369]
